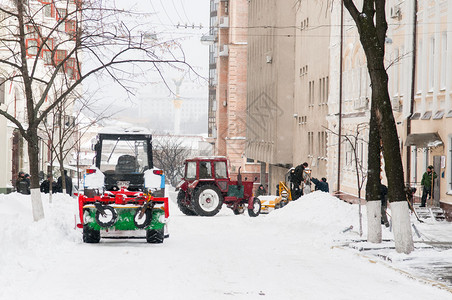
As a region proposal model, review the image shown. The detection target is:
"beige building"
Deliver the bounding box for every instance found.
[245,0,296,194]
[207,0,263,187]
[327,0,372,196]
[401,1,452,216]
[246,0,330,195]
[327,0,452,216]
[293,1,330,181]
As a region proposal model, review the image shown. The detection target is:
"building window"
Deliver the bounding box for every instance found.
[65,58,77,79]
[43,2,55,18]
[65,20,76,36]
[417,40,422,93]
[309,81,315,106]
[26,39,39,57]
[393,48,399,95]
[56,8,67,20]
[308,132,314,155]
[441,32,447,89]
[55,49,67,66]
[429,36,435,91]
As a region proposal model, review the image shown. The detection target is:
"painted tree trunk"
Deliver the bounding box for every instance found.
[343,0,414,253]
[390,201,414,254]
[366,200,382,243]
[28,135,44,221]
[366,97,383,243]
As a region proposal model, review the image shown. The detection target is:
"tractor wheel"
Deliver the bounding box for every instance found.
[146,229,164,244]
[95,205,117,228]
[83,224,100,243]
[233,204,245,215]
[192,185,223,216]
[134,208,152,229]
[177,190,197,216]
[248,197,261,217]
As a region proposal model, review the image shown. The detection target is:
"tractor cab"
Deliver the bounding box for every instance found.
[182,157,230,193]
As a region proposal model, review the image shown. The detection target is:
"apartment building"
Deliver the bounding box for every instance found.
[245,0,295,194]
[0,0,80,192]
[401,1,452,213]
[206,0,263,186]
[293,1,330,181]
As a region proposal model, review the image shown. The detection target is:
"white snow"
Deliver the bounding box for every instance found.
[1,191,452,299]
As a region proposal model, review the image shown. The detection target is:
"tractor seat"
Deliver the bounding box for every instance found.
[115,155,138,173]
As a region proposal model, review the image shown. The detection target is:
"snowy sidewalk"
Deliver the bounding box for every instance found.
[337,214,452,292]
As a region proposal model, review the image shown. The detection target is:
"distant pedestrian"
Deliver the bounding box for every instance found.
[255,184,267,197]
[311,177,329,193]
[57,170,73,196]
[380,184,389,227]
[40,175,57,194]
[15,171,30,194]
[420,165,437,207]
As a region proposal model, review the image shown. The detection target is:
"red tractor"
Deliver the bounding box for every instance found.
[176,157,261,217]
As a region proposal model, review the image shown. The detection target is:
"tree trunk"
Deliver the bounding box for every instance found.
[27,133,44,221]
[343,0,414,253]
[366,99,382,243]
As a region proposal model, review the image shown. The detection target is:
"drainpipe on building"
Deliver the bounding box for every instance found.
[337,0,344,193]
[406,0,418,184]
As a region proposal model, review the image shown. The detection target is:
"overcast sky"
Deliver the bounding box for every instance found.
[83,0,210,123]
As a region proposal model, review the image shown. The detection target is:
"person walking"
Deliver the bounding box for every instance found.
[57,170,73,196]
[420,165,437,207]
[380,184,389,227]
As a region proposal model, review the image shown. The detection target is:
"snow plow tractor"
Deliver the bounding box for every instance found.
[76,128,169,244]
[176,157,261,217]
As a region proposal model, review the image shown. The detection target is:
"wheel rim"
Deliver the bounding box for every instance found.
[252,199,260,214]
[98,209,114,223]
[198,189,220,212]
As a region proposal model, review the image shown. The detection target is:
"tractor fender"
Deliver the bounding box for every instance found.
[247,196,255,209]
[188,180,200,190]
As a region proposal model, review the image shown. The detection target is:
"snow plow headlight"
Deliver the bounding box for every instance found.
[86,169,96,174]
[153,170,164,175]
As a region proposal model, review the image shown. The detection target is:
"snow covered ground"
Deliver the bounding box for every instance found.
[1,191,452,299]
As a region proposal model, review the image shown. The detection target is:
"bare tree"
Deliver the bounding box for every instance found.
[342,0,413,253]
[0,0,195,221]
[327,123,369,236]
[153,135,191,187]
[40,88,113,201]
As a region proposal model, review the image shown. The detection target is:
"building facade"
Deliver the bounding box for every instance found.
[207,0,263,188]
[293,0,330,181]
[0,0,80,192]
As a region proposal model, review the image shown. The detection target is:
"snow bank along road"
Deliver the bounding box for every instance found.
[1,191,452,300]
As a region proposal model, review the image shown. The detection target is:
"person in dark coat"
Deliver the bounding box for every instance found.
[380,184,389,227]
[57,170,73,195]
[289,162,308,200]
[40,175,58,194]
[16,171,30,194]
[311,177,329,193]
[255,184,267,197]
[420,165,437,207]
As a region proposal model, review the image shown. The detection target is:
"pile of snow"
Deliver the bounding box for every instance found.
[1,191,452,299]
